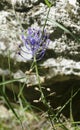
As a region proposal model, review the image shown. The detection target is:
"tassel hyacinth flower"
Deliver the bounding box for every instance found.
[18,28,50,61]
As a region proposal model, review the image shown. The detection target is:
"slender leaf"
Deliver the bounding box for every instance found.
[0,77,25,86]
[44,0,53,7]
[48,18,75,36]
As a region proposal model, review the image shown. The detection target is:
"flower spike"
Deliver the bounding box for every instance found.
[19,28,50,61]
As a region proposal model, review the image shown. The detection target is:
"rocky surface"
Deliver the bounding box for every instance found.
[0,0,80,120]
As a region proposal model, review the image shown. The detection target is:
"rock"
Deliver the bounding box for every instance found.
[0,0,80,120]
[0,105,10,119]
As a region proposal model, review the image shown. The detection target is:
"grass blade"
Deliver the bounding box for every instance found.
[47,18,80,41]
[0,77,25,86]
[44,0,53,7]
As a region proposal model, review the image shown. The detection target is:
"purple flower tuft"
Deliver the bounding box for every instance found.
[19,27,50,61]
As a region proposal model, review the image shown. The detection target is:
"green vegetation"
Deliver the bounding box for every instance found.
[0,0,80,130]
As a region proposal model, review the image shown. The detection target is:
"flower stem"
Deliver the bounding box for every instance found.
[34,56,56,130]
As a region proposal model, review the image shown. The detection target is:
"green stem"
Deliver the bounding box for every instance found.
[34,57,55,130]
[34,57,44,102]
[42,7,51,33]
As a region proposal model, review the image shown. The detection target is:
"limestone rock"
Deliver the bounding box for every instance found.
[0,0,80,120]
